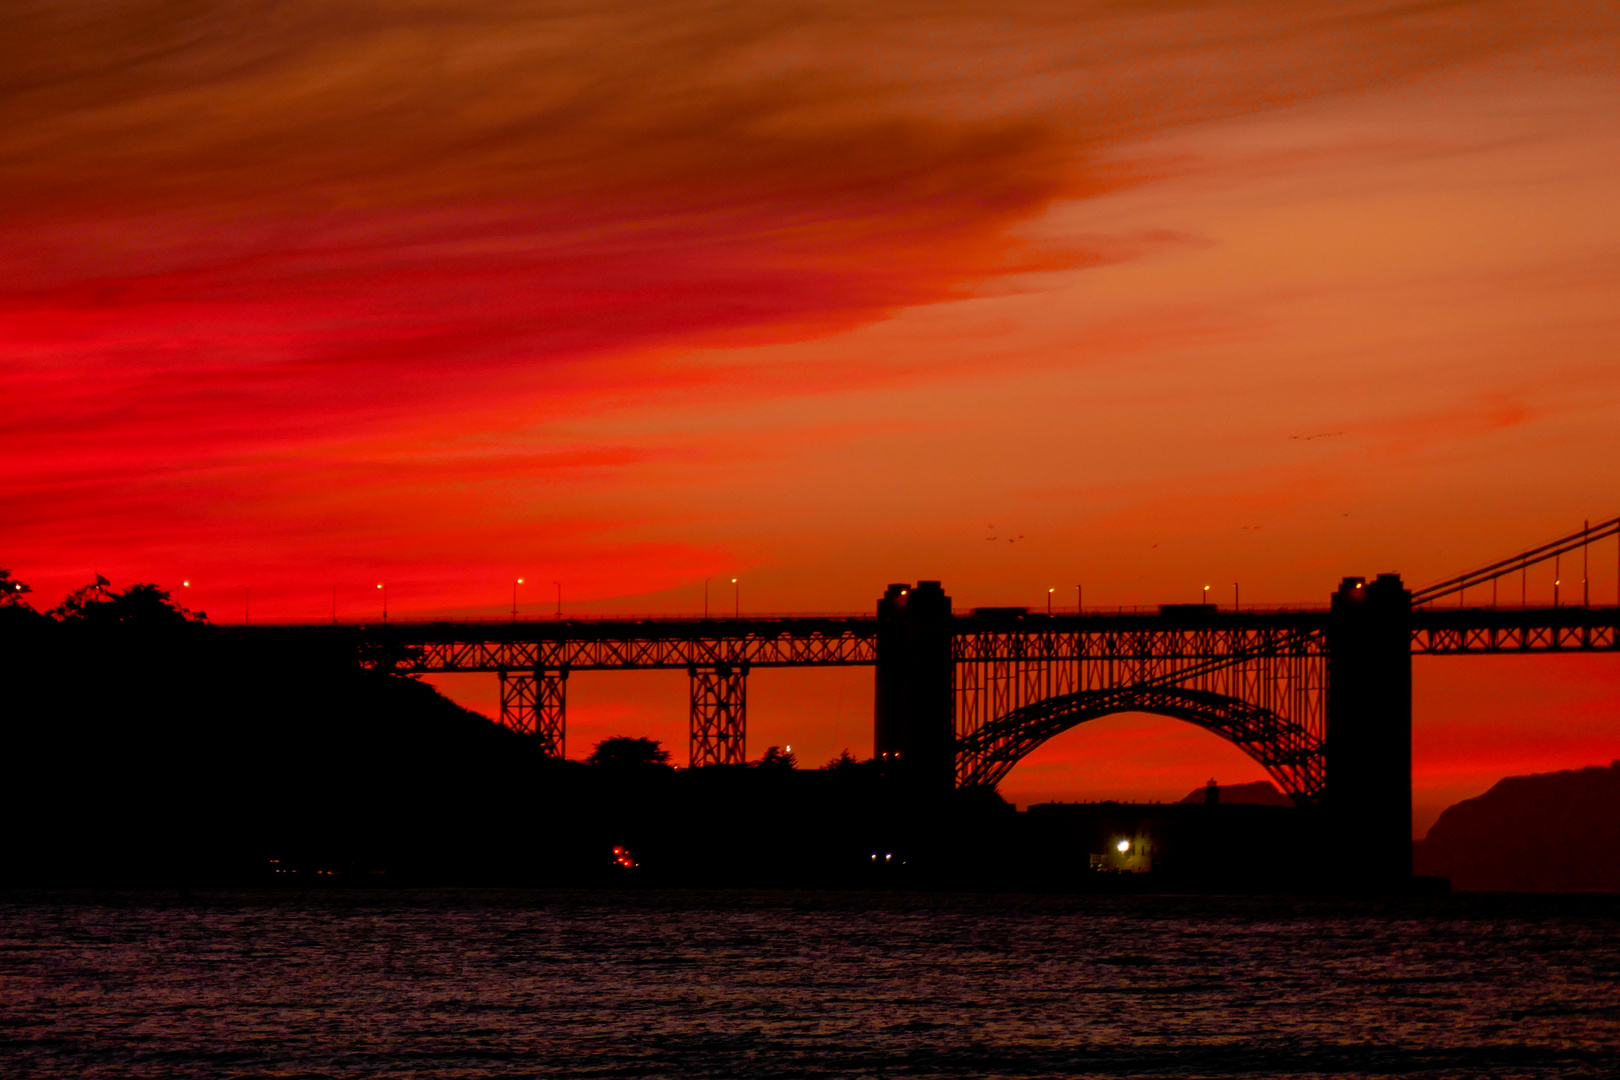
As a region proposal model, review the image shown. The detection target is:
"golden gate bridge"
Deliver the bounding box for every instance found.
[248,515,1620,885]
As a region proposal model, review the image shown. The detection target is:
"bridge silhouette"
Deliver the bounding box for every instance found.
[339,516,1619,883]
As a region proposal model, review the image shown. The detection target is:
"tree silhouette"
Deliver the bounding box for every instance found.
[821,748,860,771]
[752,745,797,770]
[48,577,205,625]
[585,736,672,769]
[47,575,112,620]
[0,567,32,608]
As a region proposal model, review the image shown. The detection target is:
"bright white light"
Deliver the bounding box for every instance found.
[1116,839,1131,853]
[182,581,190,587]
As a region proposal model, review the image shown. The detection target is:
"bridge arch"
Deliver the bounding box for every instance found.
[955,685,1325,804]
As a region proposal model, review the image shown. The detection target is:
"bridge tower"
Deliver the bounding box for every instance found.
[1325,573,1412,885]
[874,581,955,793]
[498,666,568,758]
[689,662,748,766]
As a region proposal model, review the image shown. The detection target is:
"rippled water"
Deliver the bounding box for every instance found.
[3,889,1618,1078]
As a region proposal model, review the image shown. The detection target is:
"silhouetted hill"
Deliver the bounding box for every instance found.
[1177,780,1293,806]
[0,589,1002,886]
[1414,763,1620,892]
[0,607,601,884]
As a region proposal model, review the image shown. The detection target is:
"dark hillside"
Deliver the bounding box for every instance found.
[0,599,587,884]
[0,587,977,887]
[1414,763,1620,892]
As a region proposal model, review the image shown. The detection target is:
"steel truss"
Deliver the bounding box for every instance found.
[1411,607,1620,653]
[498,667,568,758]
[689,663,748,767]
[352,600,1617,789]
[387,620,876,673]
[954,623,1327,801]
[957,685,1325,800]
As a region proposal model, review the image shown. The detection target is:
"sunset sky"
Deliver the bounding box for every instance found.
[4,0,1618,833]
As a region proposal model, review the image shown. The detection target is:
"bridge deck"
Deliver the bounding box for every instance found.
[230,605,1620,671]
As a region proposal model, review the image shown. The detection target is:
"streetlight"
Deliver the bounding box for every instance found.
[1233,582,1239,611]
[378,582,387,622]
[704,578,711,619]
[1203,584,1211,607]
[1047,587,1054,616]
[513,577,524,622]
[732,578,739,619]
[553,581,561,620]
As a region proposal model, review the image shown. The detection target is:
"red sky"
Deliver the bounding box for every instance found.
[4,0,1619,834]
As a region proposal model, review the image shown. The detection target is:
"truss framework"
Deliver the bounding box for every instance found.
[498,667,567,758]
[689,664,747,767]
[390,623,875,673]
[954,624,1328,798]
[353,602,1618,785]
[1411,608,1620,653]
[957,684,1325,800]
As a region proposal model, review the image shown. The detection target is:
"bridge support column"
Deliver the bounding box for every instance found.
[874,581,955,792]
[1326,573,1412,886]
[689,662,747,767]
[499,666,568,759]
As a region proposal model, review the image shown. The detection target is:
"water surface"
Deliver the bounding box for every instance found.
[3,890,1617,1078]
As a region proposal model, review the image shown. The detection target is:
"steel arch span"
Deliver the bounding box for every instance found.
[954,684,1327,804]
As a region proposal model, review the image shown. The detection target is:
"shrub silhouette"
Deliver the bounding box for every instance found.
[586,736,672,769]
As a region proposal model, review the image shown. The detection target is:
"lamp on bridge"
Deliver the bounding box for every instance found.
[513,578,524,622]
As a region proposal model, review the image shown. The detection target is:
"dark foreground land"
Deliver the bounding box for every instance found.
[6,585,1618,891]
[3,888,1618,1079]
[0,592,1335,891]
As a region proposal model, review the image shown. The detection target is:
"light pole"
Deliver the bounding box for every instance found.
[1202,584,1210,607]
[378,582,387,622]
[1076,584,1082,613]
[512,577,524,622]
[732,578,739,619]
[1233,582,1239,611]
[704,578,711,618]
[554,581,561,620]
[332,582,339,624]
[1047,588,1054,616]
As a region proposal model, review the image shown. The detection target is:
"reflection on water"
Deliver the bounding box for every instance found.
[2,890,1618,1078]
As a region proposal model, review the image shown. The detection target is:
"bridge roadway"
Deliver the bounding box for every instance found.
[342,603,1620,673]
